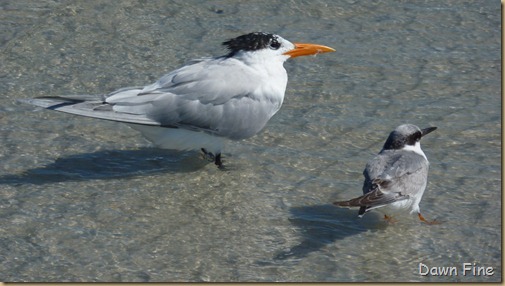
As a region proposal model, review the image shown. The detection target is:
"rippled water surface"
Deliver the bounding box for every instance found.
[0,0,500,282]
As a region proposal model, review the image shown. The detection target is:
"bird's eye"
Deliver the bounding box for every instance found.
[269,40,281,50]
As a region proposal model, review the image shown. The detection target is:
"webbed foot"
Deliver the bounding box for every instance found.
[418,213,440,225]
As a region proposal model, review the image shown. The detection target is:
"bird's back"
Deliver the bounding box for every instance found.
[363,149,429,196]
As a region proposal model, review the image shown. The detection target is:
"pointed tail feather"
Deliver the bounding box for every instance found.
[18,97,161,126]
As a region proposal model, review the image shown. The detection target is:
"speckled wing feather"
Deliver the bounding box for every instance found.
[334,181,410,213]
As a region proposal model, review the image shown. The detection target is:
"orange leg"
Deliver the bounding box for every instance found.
[384,214,398,223]
[418,213,440,225]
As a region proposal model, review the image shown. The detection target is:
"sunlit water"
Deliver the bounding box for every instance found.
[0,0,500,282]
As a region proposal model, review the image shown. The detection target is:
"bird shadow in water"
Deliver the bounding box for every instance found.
[273,204,385,261]
[0,148,209,185]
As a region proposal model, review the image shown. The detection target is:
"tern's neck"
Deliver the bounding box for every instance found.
[234,50,288,66]
[402,141,427,160]
[231,51,288,85]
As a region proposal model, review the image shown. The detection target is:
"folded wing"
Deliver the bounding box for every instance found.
[20,56,285,140]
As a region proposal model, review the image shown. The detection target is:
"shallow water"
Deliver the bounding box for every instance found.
[0,0,501,282]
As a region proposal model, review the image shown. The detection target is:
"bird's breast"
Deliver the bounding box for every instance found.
[215,65,287,140]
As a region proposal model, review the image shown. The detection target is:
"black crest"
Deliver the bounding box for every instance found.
[222,32,279,57]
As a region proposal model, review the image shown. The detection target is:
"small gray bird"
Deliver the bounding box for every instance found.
[334,124,438,224]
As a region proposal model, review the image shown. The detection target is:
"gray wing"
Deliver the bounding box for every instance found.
[21,57,285,140]
[334,150,428,215]
[106,57,284,139]
[363,150,428,196]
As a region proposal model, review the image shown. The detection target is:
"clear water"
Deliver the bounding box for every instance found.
[0,0,500,282]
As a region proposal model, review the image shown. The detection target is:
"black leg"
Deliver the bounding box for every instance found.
[215,153,223,168]
[201,148,225,169]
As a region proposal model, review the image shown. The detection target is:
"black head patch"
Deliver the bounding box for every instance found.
[383,130,422,150]
[222,32,280,57]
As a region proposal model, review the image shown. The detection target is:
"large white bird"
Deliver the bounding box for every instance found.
[20,32,335,168]
[334,124,439,224]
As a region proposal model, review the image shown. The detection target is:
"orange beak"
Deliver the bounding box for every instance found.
[283,43,335,58]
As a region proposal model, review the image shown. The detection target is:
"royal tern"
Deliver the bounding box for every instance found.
[334,124,439,224]
[20,32,335,168]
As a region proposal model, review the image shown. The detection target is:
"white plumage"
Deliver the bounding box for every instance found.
[20,32,335,167]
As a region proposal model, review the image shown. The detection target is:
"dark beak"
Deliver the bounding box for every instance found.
[421,126,437,137]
